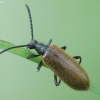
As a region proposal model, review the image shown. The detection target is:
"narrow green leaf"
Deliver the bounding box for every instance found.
[0,40,47,68]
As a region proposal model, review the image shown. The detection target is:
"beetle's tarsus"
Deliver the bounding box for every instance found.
[27,54,40,59]
[73,56,82,64]
[54,74,61,86]
[61,46,67,50]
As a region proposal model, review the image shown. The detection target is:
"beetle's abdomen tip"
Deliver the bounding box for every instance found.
[70,79,90,90]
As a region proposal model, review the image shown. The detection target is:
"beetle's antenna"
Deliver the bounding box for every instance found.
[25,4,34,40]
[0,44,29,54]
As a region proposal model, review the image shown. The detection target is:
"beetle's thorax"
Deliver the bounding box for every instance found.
[27,40,48,55]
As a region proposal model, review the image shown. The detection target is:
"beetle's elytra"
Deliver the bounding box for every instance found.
[0,4,90,90]
[43,45,89,90]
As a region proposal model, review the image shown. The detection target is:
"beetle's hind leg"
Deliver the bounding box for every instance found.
[73,56,82,64]
[61,47,82,64]
[54,74,61,86]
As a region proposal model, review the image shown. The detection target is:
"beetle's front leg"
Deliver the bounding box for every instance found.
[37,60,43,72]
[27,54,40,59]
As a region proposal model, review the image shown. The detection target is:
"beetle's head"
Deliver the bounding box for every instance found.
[27,40,38,49]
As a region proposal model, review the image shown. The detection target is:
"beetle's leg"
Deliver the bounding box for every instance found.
[61,46,67,50]
[27,54,40,59]
[54,45,65,86]
[47,39,52,45]
[54,74,61,86]
[37,60,43,72]
[73,56,82,64]
[27,54,43,71]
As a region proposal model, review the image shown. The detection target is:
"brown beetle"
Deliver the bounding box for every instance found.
[0,4,90,90]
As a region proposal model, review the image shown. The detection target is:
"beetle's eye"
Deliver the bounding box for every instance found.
[27,40,37,49]
[27,44,34,49]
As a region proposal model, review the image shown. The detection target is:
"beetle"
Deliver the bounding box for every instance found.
[0,4,90,90]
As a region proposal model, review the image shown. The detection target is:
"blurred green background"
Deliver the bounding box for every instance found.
[0,0,100,100]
